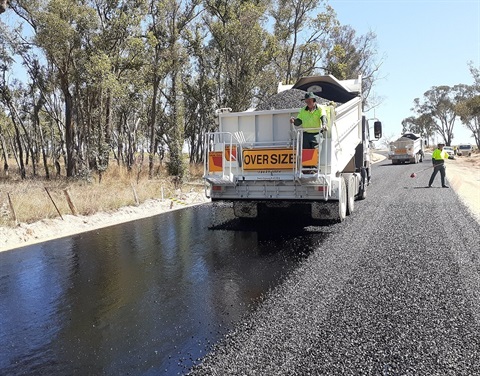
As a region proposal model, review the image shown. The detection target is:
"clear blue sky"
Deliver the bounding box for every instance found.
[330,0,480,145]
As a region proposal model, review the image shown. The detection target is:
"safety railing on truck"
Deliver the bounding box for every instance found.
[203,131,238,183]
[204,129,331,199]
[293,127,330,200]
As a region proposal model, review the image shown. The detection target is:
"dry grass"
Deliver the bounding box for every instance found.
[0,161,205,228]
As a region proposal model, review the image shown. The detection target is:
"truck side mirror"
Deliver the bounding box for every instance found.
[374,121,382,139]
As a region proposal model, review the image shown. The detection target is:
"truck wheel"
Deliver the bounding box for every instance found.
[345,175,355,215]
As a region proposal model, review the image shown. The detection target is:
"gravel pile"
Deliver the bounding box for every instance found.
[188,159,480,375]
[255,88,330,111]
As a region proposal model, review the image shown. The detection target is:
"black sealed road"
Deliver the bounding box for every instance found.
[0,201,323,375]
[190,159,480,375]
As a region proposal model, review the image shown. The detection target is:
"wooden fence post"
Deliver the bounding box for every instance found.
[131,183,139,206]
[44,187,63,220]
[7,193,18,226]
[63,189,77,215]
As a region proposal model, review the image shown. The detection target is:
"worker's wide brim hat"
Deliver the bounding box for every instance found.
[303,92,318,100]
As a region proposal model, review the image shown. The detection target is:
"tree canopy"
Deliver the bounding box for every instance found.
[1,0,384,181]
[405,63,479,147]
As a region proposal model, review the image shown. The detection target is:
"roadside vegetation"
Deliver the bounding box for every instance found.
[0,158,204,227]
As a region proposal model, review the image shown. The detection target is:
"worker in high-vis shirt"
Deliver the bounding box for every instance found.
[290,92,327,149]
[428,142,450,188]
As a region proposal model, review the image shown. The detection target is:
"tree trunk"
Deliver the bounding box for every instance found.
[64,88,75,177]
[105,92,112,158]
[0,133,9,175]
[12,117,26,179]
[148,75,160,179]
[35,110,50,179]
[167,54,185,178]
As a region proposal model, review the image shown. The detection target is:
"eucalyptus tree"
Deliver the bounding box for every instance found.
[203,0,276,112]
[401,113,435,144]
[413,86,458,146]
[1,11,68,178]
[269,0,338,85]
[324,25,383,109]
[0,78,27,178]
[11,0,98,177]
[145,0,202,179]
[0,22,29,178]
[0,0,7,13]
[182,22,219,164]
[0,21,15,175]
[455,64,480,148]
[75,0,148,180]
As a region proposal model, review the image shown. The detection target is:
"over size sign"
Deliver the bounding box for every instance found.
[242,149,317,170]
[242,149,294,170]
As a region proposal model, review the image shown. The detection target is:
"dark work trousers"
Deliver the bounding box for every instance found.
[302,132,319,149]
[428,163,446,186]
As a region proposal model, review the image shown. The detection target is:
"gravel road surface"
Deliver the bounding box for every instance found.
[189,158,480,375]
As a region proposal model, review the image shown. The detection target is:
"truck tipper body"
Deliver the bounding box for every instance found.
[387,132,425,164]
[203,75,382,222]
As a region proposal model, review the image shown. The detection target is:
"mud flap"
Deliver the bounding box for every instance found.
[358,167,367,200]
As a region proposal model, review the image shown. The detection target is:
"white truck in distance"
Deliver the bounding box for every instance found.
[203,75,382,222]
[387,132,425,164]
[456,144,473,157]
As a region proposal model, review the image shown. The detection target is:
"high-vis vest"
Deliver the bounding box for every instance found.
[297,105,324,133]
[432,148,448,161]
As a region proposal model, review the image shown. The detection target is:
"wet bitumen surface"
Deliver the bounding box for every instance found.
[2,156,480,375]
[0,203,324,375]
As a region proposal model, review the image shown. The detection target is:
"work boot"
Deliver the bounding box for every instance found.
[442,185,449,188]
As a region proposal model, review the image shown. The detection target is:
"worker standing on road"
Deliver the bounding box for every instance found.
[290,92,327,149]
[428,143,449,188]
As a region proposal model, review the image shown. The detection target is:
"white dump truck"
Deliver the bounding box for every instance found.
[203,75,382,222]
[387,132,425,164]
[456,144,473,157]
